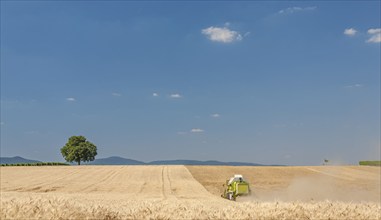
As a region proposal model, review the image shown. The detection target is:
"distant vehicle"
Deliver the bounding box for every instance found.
[221,174,251,201]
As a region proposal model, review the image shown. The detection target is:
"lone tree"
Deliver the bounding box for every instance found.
[61,136,97,165]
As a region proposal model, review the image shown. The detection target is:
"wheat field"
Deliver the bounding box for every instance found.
[1,165,380,219]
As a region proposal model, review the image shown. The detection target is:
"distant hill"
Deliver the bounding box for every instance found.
[86,156,145,165]
[0,156,41,164]
[148,160,264,166]
[83,157,266,166]
[1,156,270,166]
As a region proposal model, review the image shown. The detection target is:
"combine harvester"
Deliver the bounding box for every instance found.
[221,174,251,201]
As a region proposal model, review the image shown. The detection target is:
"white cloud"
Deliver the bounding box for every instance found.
[112,93,121,97]
[211,113,220,118]
[278,6,316,14]
[344,28,357,36]
[367,28,381,43]
[368,28,381,34]
[177,131,187,135]
[153,93,159,97]
[202,26,242,43]
[345,84,363,88]
[66,98,76,101]
[170,93,182,98]
[191,128,204,133]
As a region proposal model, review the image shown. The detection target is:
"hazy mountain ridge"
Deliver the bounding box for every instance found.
[0,156,42,164]
[85,156,145,165]
[148,159,265,166]
[1,156,270,166]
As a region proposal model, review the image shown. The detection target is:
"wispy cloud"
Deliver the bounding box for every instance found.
[177,131,187,135]
[24,131,39,135]
[367,28,381,43]
[191,128,204,133]
[345,84,363,88]
[66,97,76,102]
[170,93,182,98]
[278,6,317,14]
[153,93,159,97]
[202,26,242,43]
[211,113,220,118]
[112,92,122,97]
[344,28,357,36]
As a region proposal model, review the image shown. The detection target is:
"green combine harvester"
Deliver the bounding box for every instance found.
[221,174,251,201]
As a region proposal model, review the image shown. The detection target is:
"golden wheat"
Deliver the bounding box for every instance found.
[1,194,380,219]
[1,165,380,219]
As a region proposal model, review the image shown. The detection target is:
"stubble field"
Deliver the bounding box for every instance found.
[1,165,380,219]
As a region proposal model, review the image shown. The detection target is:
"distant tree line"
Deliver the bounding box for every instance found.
[359,161,381,166]
[1,162,69,166]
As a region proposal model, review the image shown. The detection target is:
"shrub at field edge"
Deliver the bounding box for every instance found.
[1,162,69,167]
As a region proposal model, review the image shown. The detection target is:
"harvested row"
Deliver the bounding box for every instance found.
[0,165,212,199]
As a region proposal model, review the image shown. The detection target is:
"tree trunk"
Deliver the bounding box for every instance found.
[78,160,80,165]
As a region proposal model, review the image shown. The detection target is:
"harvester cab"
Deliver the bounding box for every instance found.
[221,174,251,201]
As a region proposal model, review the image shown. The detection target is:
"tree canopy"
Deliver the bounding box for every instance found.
[61,136,97,165]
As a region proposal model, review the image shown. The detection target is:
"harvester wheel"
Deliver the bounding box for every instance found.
[227,193,233,201]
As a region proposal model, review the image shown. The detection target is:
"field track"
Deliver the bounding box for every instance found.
[186,165,381,202]
[1,165,212,199]
[1,165,380,219]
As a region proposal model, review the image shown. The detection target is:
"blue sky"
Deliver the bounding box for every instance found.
[1,1,380,165]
